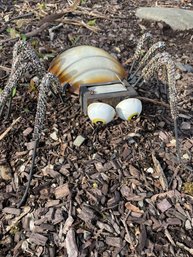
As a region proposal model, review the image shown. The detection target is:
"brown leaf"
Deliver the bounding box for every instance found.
[152,153,168,191]
[125,202,144,214]
[129,165,140,178]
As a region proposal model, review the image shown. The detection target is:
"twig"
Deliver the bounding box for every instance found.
[0,11,100,45]
[0,37,18,45]
[0,22,54,45]
[69,0,81,10]
[165,229,176,246]
[5,206,31,232]
[0,65,11,73]
[136,96,187,113]
[25,22,51,38]
[73,9,109,19]
[0,116,21,141]
[38,13,67,26]
[38,0,81,25]
[137,96,172,109]
[176,242,193,255]
[9,12,34,22]
[62,18,100,33]
[0,13,34,35]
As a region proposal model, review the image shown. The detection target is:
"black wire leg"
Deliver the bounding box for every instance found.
[0,104,5,118]
[132,76,144,88]
[17,73,54,207]
[129,60,136,74]
[58,91,65,104]
[17,138,39,208]
[5,95,13,120]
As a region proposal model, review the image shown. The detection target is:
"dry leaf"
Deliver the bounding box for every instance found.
[152,153,168,191]
[125,202,144,214]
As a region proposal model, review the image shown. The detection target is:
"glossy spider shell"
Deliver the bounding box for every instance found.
[48,45,126,94]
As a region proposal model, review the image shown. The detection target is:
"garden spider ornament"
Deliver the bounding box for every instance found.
[0,33,179,207]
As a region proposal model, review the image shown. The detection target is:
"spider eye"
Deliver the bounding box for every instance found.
[87,102,116,124]
[116,98,142,121]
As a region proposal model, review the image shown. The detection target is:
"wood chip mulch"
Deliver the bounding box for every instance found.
[0,0,193,256]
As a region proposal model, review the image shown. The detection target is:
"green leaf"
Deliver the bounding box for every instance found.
[31,39,39,47]
[23,108,30,113]
[12,87,16,97]
[93,182,98,189]
[37,3,46,10]
[87,19,96,26]
[68,34,80,45]
[6,27,20,39]
[21,34,27,41]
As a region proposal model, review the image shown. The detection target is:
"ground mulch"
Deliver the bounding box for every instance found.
[0,0,193,256]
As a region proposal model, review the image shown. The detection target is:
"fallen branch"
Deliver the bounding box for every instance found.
[0,116,21,141]
[9,12,34,22]
[137,96,187,113]
[25,22,51,38]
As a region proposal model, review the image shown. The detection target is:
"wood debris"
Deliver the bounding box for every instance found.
[54,183,70,199]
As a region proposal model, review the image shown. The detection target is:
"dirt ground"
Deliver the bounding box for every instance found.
[0,0,193,256]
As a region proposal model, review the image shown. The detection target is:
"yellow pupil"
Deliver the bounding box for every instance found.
[127,112,139,121]
[92,118,106,124]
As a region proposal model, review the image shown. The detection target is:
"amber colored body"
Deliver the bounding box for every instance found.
[48,45,127,94]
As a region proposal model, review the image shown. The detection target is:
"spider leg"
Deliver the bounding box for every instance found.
[129,41,166,80]
[5,92,13,120]
[0,41,46,119]
[140,52,180,161]
[129,32,152,74]
[133,52,170,88]
[17,138,38,208]
[48,84,65,104]
[17,73,62,207]
[49,76,66,104]
[0,63,33,119]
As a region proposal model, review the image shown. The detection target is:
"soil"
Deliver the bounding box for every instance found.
[0,0,193,257]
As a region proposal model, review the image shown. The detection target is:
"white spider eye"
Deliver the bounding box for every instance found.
[116,98,142,121]
[87,102,116,124]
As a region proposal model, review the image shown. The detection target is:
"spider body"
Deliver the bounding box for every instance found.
[48,45,126,94]
[0,33,179,206]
